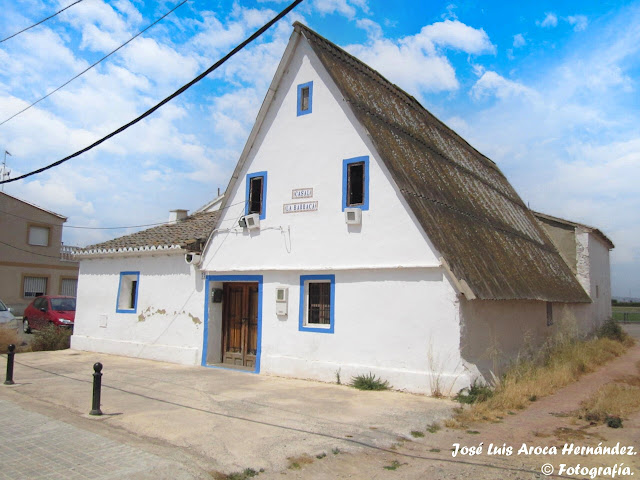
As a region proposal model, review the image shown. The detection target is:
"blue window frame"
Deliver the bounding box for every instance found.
[245,171,268,220]
[297,81,313,116]
[299,274,335,334]
[116,271,139,313]
[342,155,369,211]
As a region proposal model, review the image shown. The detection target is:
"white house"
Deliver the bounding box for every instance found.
[72,23,613,394]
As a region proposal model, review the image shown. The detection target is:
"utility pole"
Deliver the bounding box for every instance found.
[1,150,11,191]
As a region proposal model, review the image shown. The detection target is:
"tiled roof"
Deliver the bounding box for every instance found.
[296,22,590,302]
[82,211,219,254]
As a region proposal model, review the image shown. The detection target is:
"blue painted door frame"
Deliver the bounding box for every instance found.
[202,275,263,373]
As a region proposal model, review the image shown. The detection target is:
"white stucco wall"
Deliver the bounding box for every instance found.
[196,37,469,393]
[71,254,206,365]
[205,35,441,273]
[204,269,469,394]
[586,232,613,327]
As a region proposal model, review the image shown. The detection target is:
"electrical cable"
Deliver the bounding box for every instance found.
[0,0,190,126]
[0,199,244,230]
[0,239,68,259]
[0,0,305,185]
[0,0,85,43]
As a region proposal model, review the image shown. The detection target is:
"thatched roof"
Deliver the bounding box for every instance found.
[296,22,589,302]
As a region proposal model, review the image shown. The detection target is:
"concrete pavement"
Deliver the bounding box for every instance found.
[0,349,454,477]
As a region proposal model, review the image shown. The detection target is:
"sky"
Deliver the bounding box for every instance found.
[0,0,639,297]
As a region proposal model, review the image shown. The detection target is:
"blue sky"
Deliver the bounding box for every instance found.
[1,0,639,297]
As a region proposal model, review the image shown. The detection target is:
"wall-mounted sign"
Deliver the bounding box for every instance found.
[283,201,318,213]
[292,188,313,199]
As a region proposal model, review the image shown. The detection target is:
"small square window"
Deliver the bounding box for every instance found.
[117,272,139,313]
[297,81,313,116]
[245,172,268,220]
[28,226,50,246]
[342,156,369,211]
[299,275,335,333]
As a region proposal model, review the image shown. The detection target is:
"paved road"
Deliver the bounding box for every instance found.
[0,399,201,480]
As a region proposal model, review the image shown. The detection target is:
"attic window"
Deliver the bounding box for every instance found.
[245,171,268,220]
[342,156,369,211]
[297,81,313,116]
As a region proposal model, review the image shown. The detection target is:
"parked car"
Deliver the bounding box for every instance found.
[23,296,76,333]
[0,299,16,324]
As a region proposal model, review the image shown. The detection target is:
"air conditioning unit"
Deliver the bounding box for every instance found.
[344,208,362,225]
[185,252,202,266]
[239,213,260,230]
[275,286,288,315]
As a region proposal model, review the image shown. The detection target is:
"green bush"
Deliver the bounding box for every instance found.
[351,372,391,391]
[30,324,72,352]
[597,318,628,343]
[454,380,494,404]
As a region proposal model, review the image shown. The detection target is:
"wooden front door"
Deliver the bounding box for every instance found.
[222,283,258,368]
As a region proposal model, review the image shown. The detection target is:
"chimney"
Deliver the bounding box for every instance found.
[169,209,188,224]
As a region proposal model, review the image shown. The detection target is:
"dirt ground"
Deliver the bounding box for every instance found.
[258,335,640,480]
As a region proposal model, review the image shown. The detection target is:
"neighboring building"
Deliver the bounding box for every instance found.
[0,192,79,315]
[534,211,614,332]
[71,24,613,393]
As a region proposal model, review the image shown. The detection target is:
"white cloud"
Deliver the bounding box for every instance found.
[312,0,369,19]
[346,20,494,95]
[419,20,495,54]
[567,15,588,32]
[538,12,558,28]
[471,71,537,100]
[513,33,526,48]
[356,18,383,40]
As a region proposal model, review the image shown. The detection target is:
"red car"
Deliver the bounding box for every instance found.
[23,295,76,333]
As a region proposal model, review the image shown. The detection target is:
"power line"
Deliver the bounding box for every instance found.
[0,199,245,230]
[0,0,305,185]
[0,239,67,259]
[0,0,190,126]
[1,0,86,43]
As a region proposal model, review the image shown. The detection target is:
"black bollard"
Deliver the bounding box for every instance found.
[90,362,103,416]
[4,344,15,385]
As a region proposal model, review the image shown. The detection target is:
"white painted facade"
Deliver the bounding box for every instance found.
[72,254,206,365]
[197,34,473,393]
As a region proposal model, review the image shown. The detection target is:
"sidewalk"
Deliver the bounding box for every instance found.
[0,349,454,477]
[0,399,199,480]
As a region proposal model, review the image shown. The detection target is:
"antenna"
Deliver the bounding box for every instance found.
[1,150,11,191]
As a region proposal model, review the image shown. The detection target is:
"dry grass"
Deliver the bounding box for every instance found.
[287,454,314,470]
[0,326,28,354]
[451,335,631,426]
[578,383,640,423]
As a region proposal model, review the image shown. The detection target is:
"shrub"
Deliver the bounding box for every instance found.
[351,372,390,391]
[30,324,72,352]
[597,318,630,343]
[454,380,494,404]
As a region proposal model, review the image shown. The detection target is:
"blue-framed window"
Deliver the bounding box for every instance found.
[342,155,369,211]
[116,271,139,313]
[299,275,335,334]
[245,171,268,220]
[297,81,313,116]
